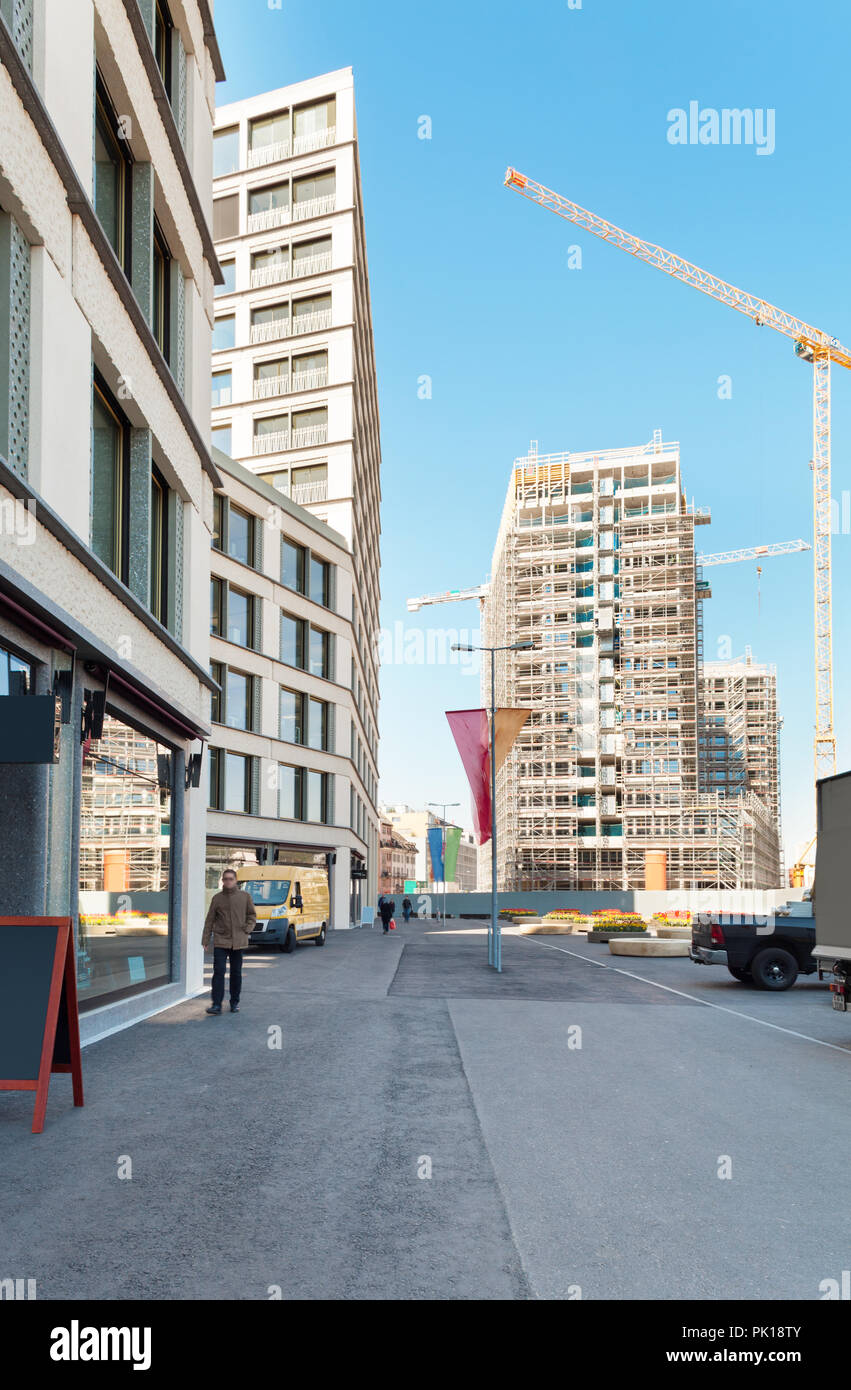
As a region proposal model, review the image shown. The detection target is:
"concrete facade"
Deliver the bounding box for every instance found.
[0,0,223,1040]
[211,68,380,904]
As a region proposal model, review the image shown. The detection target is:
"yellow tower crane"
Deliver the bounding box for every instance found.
[504,168,849,788]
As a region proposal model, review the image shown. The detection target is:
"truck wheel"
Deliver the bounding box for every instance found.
[280,926,297,954]
[728,966,752,983]
[750,947,798,991]
[315,922,327,947]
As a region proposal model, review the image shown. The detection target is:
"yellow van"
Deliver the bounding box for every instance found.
[236,865,330,952]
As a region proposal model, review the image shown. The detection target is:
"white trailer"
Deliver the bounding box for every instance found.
[812,770,851,1010]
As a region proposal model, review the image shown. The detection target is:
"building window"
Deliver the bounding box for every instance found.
[280,612,306,668]
[279,687,304,744]
[213,315,235,350]
[225,752,251,812]
[149,464,169,624]
[227,505,255,565]
[293,98,336,146]
[309,555,330,607]
[250,110,291,162]
[153,220,171,361]
[225,669,253,731]
[292,169,335,214]
[94,75,132,273]
[292,292,331,329]
[306,696,329,751]
[213,126,239,177]
[78,711,174,1009]
[211,577,224,635]
[281,538,305,592]
[154,0,173,100]
[249,181,290,217]
[309,626,331,679]
[210,660,223,723]
[91,377,129,582]
[305,769,329,823]
[226,586,254,647]
[213,194,239,241]
[212,369,232,407]
[216,259,236,296]
[0,641,32,694]
[211,423,232,455]
[278,763,303,819]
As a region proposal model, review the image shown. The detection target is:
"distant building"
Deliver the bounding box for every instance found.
[379,819,417,897]
[381,804,475,892]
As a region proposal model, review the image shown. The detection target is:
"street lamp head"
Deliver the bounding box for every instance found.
[451,643,475,652]
[510,640,536,650]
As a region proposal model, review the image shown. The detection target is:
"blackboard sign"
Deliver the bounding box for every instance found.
[0,919,83,1133]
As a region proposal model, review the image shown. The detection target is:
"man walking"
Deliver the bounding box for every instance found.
[402,896,413,923]
[203,869,256,1014]
[378,896,395,934]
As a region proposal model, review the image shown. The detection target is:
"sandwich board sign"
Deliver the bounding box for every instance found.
[0,918,84,1132]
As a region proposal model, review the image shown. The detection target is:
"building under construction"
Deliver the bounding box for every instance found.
[483,436,782,891]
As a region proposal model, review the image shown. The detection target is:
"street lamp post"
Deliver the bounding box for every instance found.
[452,639,536,972]
[428,801,460,926]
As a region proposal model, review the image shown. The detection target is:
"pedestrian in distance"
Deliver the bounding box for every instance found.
[379,897,395,934]
[402,896,413,923]
[203,869,256,1014]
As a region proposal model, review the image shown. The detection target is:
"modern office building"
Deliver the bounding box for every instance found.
[482,436,781,892]
[210,69,381,896]
[0,0,225,1039]
[206,450,377,922]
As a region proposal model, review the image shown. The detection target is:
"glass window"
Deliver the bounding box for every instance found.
[211,423,232,455]
[292,170,335,206]
[254,412,288,438]
[212,370,232,408]
[153,221,171,361]
[91,381,127,579]
[227,587,253,646]
[279,688,303,743]
[278,763,302,819]
[213,127,239,177]
[250,111,290,154]
[249,182,289,215]
[292,236,331,270]
[210,661,223,723]
[280,612,305,668]
[282,539,305,592]
[213,194,239,240]
[149,467,168,624]
[309,627,330,679]
[211,577,224,635]
[213,315,235,350]
[94,79,131,270]
[154,0,173,99]
[307,697,327,751]
[0,642,32,695]
[225,670,251,730]
[251,303,288,327]
[215,259,236,296]
[78,712,174,1009]
[252,246,289,272]
[305,769,326,823]
[293,99,336,138]
[224,752,250,812]
[293,293,331,321]
[292,350,327,383]
[228,506,253,564]
[209,747,221,805]
[309,555,330,606]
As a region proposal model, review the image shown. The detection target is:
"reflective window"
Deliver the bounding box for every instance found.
[213,126,239,177]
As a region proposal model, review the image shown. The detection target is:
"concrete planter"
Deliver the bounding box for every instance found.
[587,929,647,944]
[521,922,578,935]
[609,936,690,957]
[655,927,692,940]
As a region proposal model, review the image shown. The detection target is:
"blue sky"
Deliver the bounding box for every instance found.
[214,0,851,868]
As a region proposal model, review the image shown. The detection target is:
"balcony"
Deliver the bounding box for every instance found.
[250,318,289,344]
[292,251,332,279]
[250,262,290,289]
[248,140,292,169]
[290,309,332,336]
[293,126,337,156]
[247,205,291,234]
[291,194,336,223]
[253,430,290,455]
[291,423,328,448]
[253,375,290,400]
[291,367,328,392]
[290,479,328,504]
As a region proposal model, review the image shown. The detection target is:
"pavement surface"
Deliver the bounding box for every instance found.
[2,918,851,1300]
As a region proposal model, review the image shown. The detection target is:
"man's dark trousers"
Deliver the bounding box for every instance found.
[212,947,243,1007]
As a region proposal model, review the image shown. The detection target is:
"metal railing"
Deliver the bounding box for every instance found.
[250,318,290,344]
[291,367,328,392]
[293,126,337,156]
[250,262,290,289]
[291,251,332,279]
[290,309,332,336]
[291,424,327,448]
[253,430,290,455]
[248,140,292,168]
[290,480,328,504]
[291,194,336,222]
[253,375,290,400]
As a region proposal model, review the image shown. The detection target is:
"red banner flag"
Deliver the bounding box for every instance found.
[446,708,530,846]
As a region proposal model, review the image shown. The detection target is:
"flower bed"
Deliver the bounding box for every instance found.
[650,911,693,926]
[543,909,587,922]
[499,907,537,919]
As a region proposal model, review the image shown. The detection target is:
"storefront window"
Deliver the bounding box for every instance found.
[78,711,174,1009]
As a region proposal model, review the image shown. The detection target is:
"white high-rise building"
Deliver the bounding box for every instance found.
[211,69,381,906]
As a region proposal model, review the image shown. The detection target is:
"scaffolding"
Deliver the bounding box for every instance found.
[483,438,782,892]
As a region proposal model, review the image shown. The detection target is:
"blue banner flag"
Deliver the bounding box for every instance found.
[427,826,445,882]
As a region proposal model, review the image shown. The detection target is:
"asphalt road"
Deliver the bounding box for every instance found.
[2,918,850,1300]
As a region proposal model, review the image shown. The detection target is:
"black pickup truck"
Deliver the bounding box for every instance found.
[690,903,816,990]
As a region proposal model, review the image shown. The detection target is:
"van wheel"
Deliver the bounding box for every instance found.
[281,926,296,954]
[315,922,327,947]
[750,947,798,991]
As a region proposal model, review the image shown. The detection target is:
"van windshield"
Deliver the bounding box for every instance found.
[241,879,291,906]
